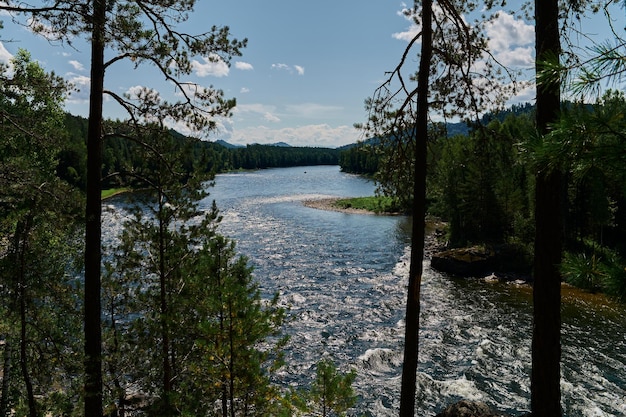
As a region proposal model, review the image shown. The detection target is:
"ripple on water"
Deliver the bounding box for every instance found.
[102,166,626,417]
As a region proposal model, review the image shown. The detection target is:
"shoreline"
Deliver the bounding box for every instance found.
[302,197,376,215]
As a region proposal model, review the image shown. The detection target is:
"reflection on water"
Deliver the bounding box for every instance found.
[103,165,626,417]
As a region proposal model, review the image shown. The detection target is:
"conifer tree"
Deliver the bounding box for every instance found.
[0,50,83,417]
[308,359,357,417]
[0,2,245,414]
[103,128,287,415]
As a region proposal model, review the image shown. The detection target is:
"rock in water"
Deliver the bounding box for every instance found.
[431,246,495,276]
[435,400,506,417]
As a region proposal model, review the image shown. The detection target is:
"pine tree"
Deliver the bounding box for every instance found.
[0,3,245,414]
[0,50,83,417]
[103,128,287,415]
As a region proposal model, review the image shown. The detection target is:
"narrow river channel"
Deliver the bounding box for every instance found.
[104,165,626,416]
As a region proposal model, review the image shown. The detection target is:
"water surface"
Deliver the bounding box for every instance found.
[106,165,626,416]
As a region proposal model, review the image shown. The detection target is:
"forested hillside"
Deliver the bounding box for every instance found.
[0,53,355,416]
[340,98,626,300]
[58,114,340,191]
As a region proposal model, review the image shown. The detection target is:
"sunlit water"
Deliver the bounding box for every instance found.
[103,165,626,416]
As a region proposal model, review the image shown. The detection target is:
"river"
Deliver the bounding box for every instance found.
[104,165,626,416]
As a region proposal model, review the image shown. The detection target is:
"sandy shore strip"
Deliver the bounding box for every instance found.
[302,197,375,215]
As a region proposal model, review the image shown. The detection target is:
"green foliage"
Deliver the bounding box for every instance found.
[335,196,401,214]
[562,245,626,301]
[230,144,339,170]
[191,234,288,416]
[429,112,535,247]
[103,128,288,416]
[561,251,606,292]
[283,359,357,417]
[0,49,83,416]
[309,359,357,417]
[101,187,131,199]
[339,142,380,175]
[58,113,341,190]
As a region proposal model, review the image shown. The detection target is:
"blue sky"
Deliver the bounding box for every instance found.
[0,1,623,147]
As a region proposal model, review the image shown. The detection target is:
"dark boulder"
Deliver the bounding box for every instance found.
[431,246,495,277]
[430,244,532,278]
[435,400,506,417]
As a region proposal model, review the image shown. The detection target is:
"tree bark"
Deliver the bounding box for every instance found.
[532,1,562,416]
[158,196,173,414]
[84,0,106,415]
[15,218,37,417]
[399,0,432,415]
[0,339,11,417]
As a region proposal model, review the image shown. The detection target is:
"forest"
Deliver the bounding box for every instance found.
[0,50,356,416]
[340,97,626,301]
[59,114,340,191]
[1,0,625,416]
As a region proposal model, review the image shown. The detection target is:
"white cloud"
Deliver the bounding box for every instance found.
[486,12,534,52]
[235,61,254,71]
[0,42,13,66]
[65,73,91,103]
[271,63,304,75]
[285,103,343,118]
[219,124,360,148]
[272,63,290,71]
[264,112,281,123]
[234,103,281,122]
[69,60,85,71]
[495,46,534,68]
[235,102,277,114]
[392,7,534,70]
[125,85,149,100]
[192,54,229,77]
[26,16,64,41]
[210,120,361,148]
[392,3,420,41]
[486,12,534,68]
[240,87,250,94]
[506,81,535,106]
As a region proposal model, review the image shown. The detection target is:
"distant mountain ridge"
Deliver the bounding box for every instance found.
[214,103,537,150]
[215,139,243,149]
[214,139,292,148]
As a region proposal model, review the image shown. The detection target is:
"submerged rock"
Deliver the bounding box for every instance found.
[435,400,507,417]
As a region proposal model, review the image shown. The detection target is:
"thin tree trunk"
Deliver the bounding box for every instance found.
[399,0,432,415]
[0,339,11,417]
[216,254,228,417]
[532,0,562,416]
[85,0,106,415]
[15,218,37,417]
[108,301,126,417]
[158,196,173,414]
[228,298,235,417]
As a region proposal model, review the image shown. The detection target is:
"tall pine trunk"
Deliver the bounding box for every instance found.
[158,195,174,414]
[15,218,37,417]
[0,339,11,417]
[84,0,106,415]
[532,0,562,416]
[399,0,432,415]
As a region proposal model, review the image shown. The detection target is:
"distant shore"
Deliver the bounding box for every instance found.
[302,197,375,215]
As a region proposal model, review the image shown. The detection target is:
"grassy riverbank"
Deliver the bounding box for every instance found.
[102,187,131,200]
[334,196,401,214]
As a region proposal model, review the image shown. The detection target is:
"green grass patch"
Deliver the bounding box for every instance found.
[334,196,401,214]
[101,187,131,200]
